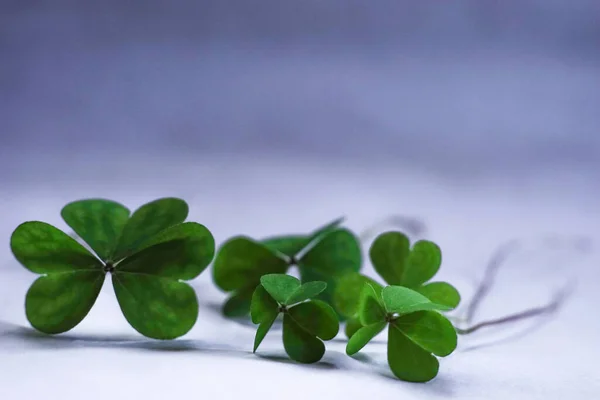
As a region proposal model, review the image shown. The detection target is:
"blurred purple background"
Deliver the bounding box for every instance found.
[1,2,599,399]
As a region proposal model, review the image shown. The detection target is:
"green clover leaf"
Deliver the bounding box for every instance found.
[250,273,339,364]
[212,217,361,317]
[346,284,458,382]
[369,231,460,308]
[334,231,460,338]
[10,198,215,340]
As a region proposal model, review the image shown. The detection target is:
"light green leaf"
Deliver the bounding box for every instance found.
[116,222,215,280]
[11,221,102,273]
[346,321,386,355]
[415,282,461,310]
[388,323,439,382]
[403,240,442,288]
[369,232,442,287]
[60,199,130,260]
[359,283,386,325]
[253,312,278,353]
[261,235,311,259]
[250,284,279,324]
[212,237,288,292]
[112,272,198,340]
[260,274,301,305]
[288,300,339,340]
[113,198,189,259]
[333,272,383,318]
[369,231,410,285]
[282,314,325,364]
[382,285,452,315]
[393,311,457,357]
[286,281,327,305]
[25,270,105,334]
[344,317,363,339]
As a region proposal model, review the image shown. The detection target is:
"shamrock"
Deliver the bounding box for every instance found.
[212,217,361,318]
[346,283,457,382]
[251,274,339,363]
[10,198,215,340]
[334,231,460,337]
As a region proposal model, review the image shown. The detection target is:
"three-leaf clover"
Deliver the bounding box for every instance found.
[251,274,339,363]
[10,198,215,340]
[346,284,457,382]
[212,217,361,318]
[334,231,460,337]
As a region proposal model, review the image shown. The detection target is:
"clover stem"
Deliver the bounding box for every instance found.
[103,261,115,273]
[278,305,288,313]
[456,283,572,335]
[385,313,398,323]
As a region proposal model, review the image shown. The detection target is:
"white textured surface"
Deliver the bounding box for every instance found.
[0,157,598,399]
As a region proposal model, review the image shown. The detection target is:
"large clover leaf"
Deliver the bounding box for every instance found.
[10,198,215,340]
[251,274,339,364]
[346,283,457,382]
[212,217,361,317]
[334,230,460,338]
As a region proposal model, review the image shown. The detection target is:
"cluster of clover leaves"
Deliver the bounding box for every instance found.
[11,197,538,383]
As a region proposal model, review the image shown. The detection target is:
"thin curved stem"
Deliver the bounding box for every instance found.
[456,284,572,335]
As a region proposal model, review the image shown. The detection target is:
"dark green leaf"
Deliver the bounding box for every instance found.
[260,217,345,260]
[261,235,310,259]
[359,283,386,325]
[300,217,345,253]
[393,311,457,357]
[333,272,383,318]
[369,231,410,285]
[112,272,198,339]
[402,240,442,288]
[11,221,102,273]
[25,270,105,334]
[116,222,214,280]
[388,323,439,382]
[298,228,361,308]
[253,312,278,353]
[212,237,288,292]
[382,286,452,315]
[346,321,386,355]
[60,199,130,260]
[260,274,301,305]
[113,198,188,259]
[286,281,327,305]
[250,284,279,324]
[299,229,361,276]
[415,282,461,309]
[223,287,255,318]
[344,317,363,338]
[288,300,339,340]
[282,314,325,363]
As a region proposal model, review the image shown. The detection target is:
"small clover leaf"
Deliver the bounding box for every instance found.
[251,274,339,364]
[369,231,459,308]
[260,274,302,304]
[286,281,327,305]
[346,284,458,382]
[212,218,361,317]
[414,282,461,309]
[358,283,386,325]
[381,285,452,315]
[334,230,460,338]
[11,198,215,340]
